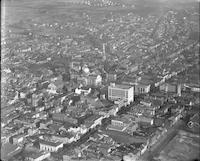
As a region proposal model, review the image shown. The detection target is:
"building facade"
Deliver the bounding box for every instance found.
[39,140,63,152]
[108,83,134,104]
[134,83,151,95]
[85,75,102,86]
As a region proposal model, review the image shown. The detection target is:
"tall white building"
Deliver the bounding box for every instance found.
[108,83,134,104]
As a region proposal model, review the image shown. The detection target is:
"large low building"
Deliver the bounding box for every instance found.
[39,139,63,152]
[108,83,134,104]
[187,113,200,132]
[107,116,138,135]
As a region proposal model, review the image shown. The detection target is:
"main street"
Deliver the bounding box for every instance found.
[139,119,185,161]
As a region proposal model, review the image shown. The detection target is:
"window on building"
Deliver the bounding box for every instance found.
[125,91,128,98]
[110,89,126,98]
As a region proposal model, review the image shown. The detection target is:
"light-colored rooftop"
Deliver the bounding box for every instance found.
[112,116,131,125]
[39,139,63,147]
[109,83,132,90]
[107,124,124,131]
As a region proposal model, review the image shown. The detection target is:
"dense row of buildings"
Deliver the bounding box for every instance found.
[1,1,199,160]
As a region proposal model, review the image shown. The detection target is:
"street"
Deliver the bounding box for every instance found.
[139,119,185,161]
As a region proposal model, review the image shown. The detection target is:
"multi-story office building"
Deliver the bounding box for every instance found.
[84,74,102,86]
[122,77,151,95]
[108,83,134,104]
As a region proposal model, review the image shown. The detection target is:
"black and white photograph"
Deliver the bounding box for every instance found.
[1,0,200,161]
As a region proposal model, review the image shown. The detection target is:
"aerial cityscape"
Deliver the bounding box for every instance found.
[1,0,199,161]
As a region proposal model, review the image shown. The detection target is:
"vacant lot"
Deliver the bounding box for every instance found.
[156,130,200,161]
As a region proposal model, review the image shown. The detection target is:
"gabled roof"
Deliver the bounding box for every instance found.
[84,114,101,123]
[90,99,104,108]
[190,113,200,125]
[12,133,25,139]
[39,81,50,90]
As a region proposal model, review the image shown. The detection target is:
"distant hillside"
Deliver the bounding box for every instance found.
[151,8,199,40]
[3,0,199,25]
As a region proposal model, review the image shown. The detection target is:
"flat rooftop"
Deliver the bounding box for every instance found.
[109,84,132,89]
[39,139,63,147]
[112,116,130,124]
